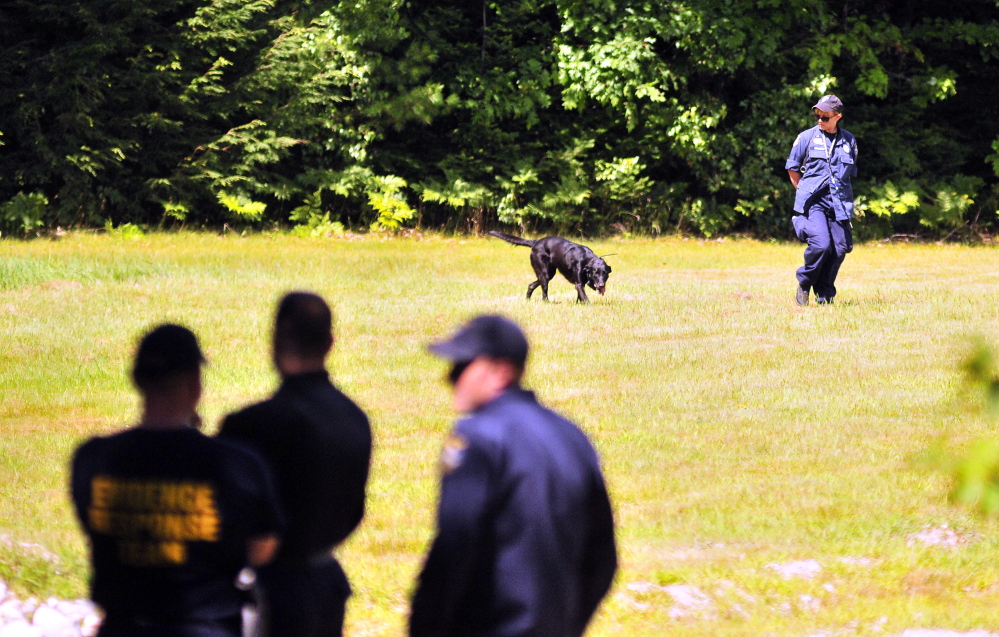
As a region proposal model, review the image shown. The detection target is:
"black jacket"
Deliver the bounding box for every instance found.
[218,371,371,566]
[410,388,617,637]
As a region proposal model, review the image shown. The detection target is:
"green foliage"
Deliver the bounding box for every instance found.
[217,192,267,221]
[948,439,999,515]
[962,337,999,419]
[2,0,999,236]
[103,221,146,239]
[920,176,983,232]
[855,176,985,236]
[161,201,190,223]
[421,176,495,232]
[367,176,416,232]
[593,157,653,206]
[288,190,345,237]
[0,192,48,238]
[855,182,921,219]
[683,199,741,238]
[921,338,999,517]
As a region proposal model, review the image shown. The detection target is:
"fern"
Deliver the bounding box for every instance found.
[217,192,266,220]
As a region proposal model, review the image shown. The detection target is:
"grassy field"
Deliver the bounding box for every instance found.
[4,232,999,636]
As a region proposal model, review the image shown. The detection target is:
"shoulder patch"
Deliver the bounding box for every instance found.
[440,433,469,475]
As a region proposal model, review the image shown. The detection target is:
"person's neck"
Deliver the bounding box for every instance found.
[277,356,327,378]
[138,406,196,430]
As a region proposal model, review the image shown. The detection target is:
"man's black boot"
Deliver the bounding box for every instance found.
[796,284,809,306]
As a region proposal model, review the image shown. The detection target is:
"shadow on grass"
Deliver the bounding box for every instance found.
[833,296,892,309]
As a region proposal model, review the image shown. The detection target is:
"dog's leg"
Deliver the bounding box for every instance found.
[530,252,553,302]
[575,283,590,304]
[527,280,540,299]
[541,265,555,301]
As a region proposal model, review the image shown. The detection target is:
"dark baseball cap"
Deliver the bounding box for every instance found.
[132,324,206,381]
[812,95,843,112]
[428,315,529,366]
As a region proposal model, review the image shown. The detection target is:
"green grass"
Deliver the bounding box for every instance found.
[4,232,999,635]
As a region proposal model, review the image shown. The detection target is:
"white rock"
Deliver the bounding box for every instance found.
[31,606,79,637]
[0,580,7,601]
[766,559,822,579]
[838,556,875,567]
[798,594,821,612]
[895,632,999,637]
[0,620,44,637]
[20,600,37,617]
[625,581,660,594]
[906,525,973,548]
[664,584,713,618]
[79,614,101,637]
[0,600,25,622]
[51,602,92,623]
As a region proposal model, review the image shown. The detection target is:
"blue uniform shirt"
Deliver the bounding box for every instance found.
[410,388,617,637]
[785,125,858,220]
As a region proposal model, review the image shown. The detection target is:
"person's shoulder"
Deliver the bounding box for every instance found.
[454,411,500,445]
[453,403,520,459]
[795,125,819,142]
[73,427,136,458]
[219,397,279,435]
[327,382,371,423]
[789,127,815,155]
[74,433,108,453]
[524,397,604,463]
[208,434,274,473]
[478,390,584,443]
[71,434,111,467]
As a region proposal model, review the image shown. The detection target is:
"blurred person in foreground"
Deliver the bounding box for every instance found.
[786,94,859,306]
[410,314,617,637]
[71,324,283,637]
[218,292,372,637]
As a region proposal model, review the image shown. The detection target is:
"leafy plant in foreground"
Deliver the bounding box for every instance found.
[921,338,999,516]
[0,192,48,238]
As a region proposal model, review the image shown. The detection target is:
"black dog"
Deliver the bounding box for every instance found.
[489,231,612,303]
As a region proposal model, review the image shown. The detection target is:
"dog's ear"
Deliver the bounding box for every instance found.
[607,265,612,273]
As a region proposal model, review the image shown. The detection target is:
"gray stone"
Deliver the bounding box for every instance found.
[0,620,44,637]
[32,606,79,637]
[0,601,25,623]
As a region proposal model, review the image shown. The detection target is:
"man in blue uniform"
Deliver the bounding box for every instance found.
[218,292,372,637]
[410,315,617,637]
[71,324,284,637]
[785,94,858,305]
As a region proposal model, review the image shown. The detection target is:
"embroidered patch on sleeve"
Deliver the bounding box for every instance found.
[440,434,469,475]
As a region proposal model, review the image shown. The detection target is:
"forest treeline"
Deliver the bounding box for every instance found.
[2,0,999,239]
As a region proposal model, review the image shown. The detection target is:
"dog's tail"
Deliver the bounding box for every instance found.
[488,231,537,247]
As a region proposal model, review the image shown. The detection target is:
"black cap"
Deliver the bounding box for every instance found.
[812,94,843,112]
[132,324,206,382]
[428,315,529,366]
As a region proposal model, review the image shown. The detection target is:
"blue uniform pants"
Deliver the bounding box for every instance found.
[792,190,852,301]
[256,559,350,637]
[97,615,241,637]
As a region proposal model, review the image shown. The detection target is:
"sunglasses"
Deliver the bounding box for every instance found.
[448,361,471,385]
[814,114,838,122]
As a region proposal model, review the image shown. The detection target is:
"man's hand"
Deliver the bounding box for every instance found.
[247,534,280,567]
[787,169,801,189]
